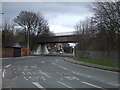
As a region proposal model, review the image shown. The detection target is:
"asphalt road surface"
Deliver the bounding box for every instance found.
[2,55,120,89]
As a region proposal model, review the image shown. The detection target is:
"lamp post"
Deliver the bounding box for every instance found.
[0,12,4,29]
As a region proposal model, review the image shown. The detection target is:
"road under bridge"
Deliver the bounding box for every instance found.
[34,35,80,55]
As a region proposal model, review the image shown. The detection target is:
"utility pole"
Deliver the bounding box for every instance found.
[27,29,30,56]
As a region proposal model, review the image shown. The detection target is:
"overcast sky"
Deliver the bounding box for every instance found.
[2,2,93,33]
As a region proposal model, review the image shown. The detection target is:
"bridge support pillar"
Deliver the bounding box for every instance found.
[34,44,49,55]
[73,47,75,57]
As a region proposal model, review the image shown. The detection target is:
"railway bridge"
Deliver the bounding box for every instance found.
[34,34,80,55]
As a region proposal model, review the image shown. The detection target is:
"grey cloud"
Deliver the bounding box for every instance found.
[3,2,92,18]
[2,2,93,33]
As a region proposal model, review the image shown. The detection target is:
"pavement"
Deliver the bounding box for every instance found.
[64,57,120,72]
[1,55,120,89]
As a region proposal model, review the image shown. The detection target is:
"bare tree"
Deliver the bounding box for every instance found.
[74,18,96,50]
[2,22,14,47]
[14,11,53,50]
[92,1,120,50]
[75,1,119,51]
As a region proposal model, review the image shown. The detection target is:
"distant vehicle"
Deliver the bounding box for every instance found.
[59,51,63,54]
[52,52,56,54]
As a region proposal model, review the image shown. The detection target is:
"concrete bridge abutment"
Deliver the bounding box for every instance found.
[34,44,49,55]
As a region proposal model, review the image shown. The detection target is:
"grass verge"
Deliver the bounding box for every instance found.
[73,57,120,68]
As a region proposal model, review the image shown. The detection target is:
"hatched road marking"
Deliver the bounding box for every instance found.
[32,82,46,90]
[57,81,72,88]
[5,64,11,68]
[82,81,107,90]
[58,66,68,70]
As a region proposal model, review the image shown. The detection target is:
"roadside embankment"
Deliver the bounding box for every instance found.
[64,57,120,72]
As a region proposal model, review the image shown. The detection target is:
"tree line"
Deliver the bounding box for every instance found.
[2,1,119,52]
[2,11,54,51]
[75,1,119,51]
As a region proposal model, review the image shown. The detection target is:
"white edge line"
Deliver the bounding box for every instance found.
[57,81,72,88]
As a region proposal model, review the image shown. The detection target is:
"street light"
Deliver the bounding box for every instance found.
[0,12,4,30]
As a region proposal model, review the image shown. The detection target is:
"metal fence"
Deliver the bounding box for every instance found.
[75,50,119,61]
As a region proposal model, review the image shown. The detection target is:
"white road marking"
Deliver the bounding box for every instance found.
[33,72,36,74]
[82,81,105,89]
[23,77,26,79]
[32,82,46,89]
[43,73,51,78]
[12,76,18,81]
[52,62,57,65]
[24,69,27,71]
[22,72,25,75]
[57,81,72,88]
[23,77,28,80]
[58,66,68,70]
[3,69,6,77]
[28,72,32,75]
[72,71,93,78]
[39,70,51,78]
[35,65,38,68]
[64,76,73,80]
[61,77,63,80]
[57,72,63,76]
[35,77,39,81]
[64,75,79,81]
[5,64,11,68]
[25,66,28,68]
[29,76,32,79]
[41,61,45,64]
[73,77,79,80]
[25,79,28,80]
[42,76,45,80]
[72,71,119,87]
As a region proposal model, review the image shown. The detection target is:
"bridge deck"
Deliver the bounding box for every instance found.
[37,35,79,44]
